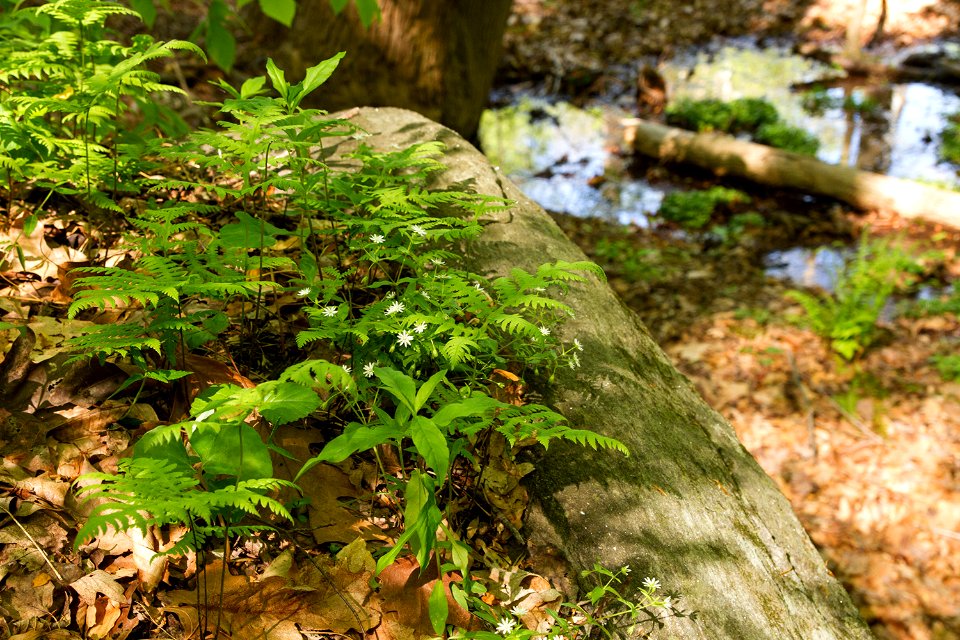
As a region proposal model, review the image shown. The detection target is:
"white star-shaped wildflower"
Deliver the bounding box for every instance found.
[539,326,550,337]
[421,291,431,300]
[385,291,396,299]
[385,301,405,316]
[622,565,631,574]
[574,338,584,352]
[370,234,385,244]
[431,258,445,266]
[397,331,414,347]
[363,362,376,378]
[342,364,352,374]
[410,225,426,237]
[661,596,673,610]
[495,617,516,636]
[297,287,311,297]
[643,577,661,591]
[413,322,427,334]
[509,605,527,616]
[321,306,338,317]
[568,353,581,370]
[473,282,485,292]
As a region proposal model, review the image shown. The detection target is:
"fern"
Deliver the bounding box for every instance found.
[75,457,297,549]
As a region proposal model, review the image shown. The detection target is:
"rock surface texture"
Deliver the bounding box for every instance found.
[337,107,875,640]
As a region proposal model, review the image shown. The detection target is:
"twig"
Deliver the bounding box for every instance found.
[0,500,65,583]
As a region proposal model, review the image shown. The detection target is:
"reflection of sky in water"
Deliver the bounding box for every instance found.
[479,98,662,225]
[764,246,849,290]
[885,83,960,184]
[661,47,960,188]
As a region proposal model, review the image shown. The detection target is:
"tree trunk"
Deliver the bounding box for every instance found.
[338,107,874,639]
[625,117,960,229]
[246,0,511,139]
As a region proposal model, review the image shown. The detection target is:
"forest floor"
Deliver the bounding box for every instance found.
[499,1,960,638]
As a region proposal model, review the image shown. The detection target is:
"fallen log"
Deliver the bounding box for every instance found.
[623,117,960,228]
[338,107,873,639]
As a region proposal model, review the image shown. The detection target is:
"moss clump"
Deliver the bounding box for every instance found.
[658,186,748,229]
[940,114,960,165]
[665,96,820,155]
[754,122,820,156]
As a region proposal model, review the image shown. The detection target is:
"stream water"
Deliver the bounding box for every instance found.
[479,42,960,290]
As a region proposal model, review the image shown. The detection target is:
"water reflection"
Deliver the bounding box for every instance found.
[660,45,960,186]
[478,98,662,225]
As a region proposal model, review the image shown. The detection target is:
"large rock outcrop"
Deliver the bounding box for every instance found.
[336,107,874,640]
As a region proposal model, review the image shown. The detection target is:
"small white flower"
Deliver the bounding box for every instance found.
[473,282,485,292]
[661,596,673,610]
[574,338,583,352]
[321,306,338,317]
[550,635,566,640]
[370,234,385,244]
[622,565,631,574]
[363,362,376,378]
[495,617,516,635]
[421,291,431,300]
[534,287,546,293]
[539,326,551,337]
[342,364,352,374]
[509,605,527,616]
[385,291,396,299]
[385,301,405,316]
[413,322,427,334]
[643,577,661,591]
[297,287,311,297]
[431,258,445,266]
[410,224,426,237]
[568,353,580,370]
[397,331,414,347]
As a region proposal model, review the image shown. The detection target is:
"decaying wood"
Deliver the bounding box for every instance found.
[624,117,960,229]
[336,107,874,639]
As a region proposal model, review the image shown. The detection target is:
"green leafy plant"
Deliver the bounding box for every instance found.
[0,0,203,208]
[60,48,629,640]
[932,353,960,382]
[457,565,687,639]
[658,186,748,229]
[787,235,920,361]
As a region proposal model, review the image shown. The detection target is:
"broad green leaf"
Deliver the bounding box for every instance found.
[450,539,470,575]
[259,0,296,26]
[431,394,502,428]
[266,58,288,100]
[414,369,447,412]
[294,52,346,108]
[129,0,157,26]
[328,0,349,13]
[354,0,380,27]
[295,420,403,480]
[240,76,267,99]
[255,381,321,425]
[409,416,449,480]
[375,368,417,415]
[133,425,193,473]
[428,581,448,635]
[206,1,236,71]
[403,471,441,569]
[190,422,273,481]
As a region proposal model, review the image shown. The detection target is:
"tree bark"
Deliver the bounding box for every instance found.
[246,0,511,139]
[337,107,874,639]
[624,117,960,229]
